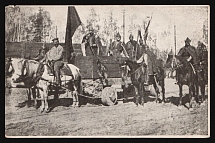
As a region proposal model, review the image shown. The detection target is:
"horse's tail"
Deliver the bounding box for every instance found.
[77,70,83,95]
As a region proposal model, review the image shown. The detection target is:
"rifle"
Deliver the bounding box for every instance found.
[121,42,129,58]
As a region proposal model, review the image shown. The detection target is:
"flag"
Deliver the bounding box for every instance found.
[64,6,81,62]
[144,16,152,43]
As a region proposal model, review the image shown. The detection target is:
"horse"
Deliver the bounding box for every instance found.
[8,58,39,108]
[120,59,146,106]
[154,59,166,103]
[33,58,83,113]
[174,55,198,109]
[10,58,82,112]
[196,42,208,103]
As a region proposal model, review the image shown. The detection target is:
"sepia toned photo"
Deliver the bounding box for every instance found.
[5,5,209,137]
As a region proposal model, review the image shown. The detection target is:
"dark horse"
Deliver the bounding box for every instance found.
[120,60,146,106]
[196,42,208,103]
[174,55,198,108]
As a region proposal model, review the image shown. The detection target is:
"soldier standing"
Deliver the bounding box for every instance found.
[125,34,140,61]
[109,32,128,58]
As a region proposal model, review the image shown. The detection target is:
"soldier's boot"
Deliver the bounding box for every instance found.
[55,70,64,92]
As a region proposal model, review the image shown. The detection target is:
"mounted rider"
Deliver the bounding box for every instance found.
[33,38,64,87]
[175,37,203,83]
[136,37,157,84]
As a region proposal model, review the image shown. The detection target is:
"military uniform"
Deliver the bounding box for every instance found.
[109,33,127,57]
[176,37,202,82]
[125,34,141,61]
[136,41,157,84]
[83,27,99,56]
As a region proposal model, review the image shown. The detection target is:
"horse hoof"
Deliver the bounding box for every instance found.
[40,108,44,113]
[45,108,51,113]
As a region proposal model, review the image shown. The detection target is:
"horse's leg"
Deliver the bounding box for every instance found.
[195,81,200,104]
[134,86,139,106]
[152,82,159,103]
[140,84,144,106]
[201,84,206,103]
[39,89,45,113]
[179,84,183,106]
[71,81,78,107]
[44,89,49,112]
[189,83,194,109]
[26,88,31,107]
[31,87,37,108]
[161,79,165,103]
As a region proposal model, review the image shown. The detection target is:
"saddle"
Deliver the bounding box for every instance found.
[46,61,73,76]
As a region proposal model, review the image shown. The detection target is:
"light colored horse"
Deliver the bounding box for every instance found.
[38,60,82,113]
[9,58,82,112]
[10,58,41,107]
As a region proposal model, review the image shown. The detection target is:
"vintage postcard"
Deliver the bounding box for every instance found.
[5,5,209,138]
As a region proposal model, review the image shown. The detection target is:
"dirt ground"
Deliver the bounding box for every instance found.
[5,79,209,137]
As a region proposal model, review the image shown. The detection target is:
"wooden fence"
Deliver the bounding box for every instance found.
[5,42,83,59]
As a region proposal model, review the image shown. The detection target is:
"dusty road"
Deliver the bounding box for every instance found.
[5,78,209,137]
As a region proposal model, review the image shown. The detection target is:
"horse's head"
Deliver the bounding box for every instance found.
[120,59,135,70]
[10,58,39,86]
[5,58,15,78]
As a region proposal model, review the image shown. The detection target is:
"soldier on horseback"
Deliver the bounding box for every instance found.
[136,37,157,84]
[46,38,64,87]
[33,38,64,88]
[175,37,203,84]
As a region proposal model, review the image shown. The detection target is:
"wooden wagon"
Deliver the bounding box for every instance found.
[72,55,151,106]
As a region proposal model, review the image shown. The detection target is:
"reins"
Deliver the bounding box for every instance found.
[129,64,144,76]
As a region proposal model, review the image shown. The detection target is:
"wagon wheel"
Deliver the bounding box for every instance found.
[101,87,117,106]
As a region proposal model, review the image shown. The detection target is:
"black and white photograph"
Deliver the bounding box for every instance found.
[5,5,209,137]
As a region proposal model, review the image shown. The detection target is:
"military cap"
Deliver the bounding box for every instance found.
[52,38,59,41]
[129,34,133,38]
[88,26,94,32]
[116,32,121,38]
[185,37,191,43]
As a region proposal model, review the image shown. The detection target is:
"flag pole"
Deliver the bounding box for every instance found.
[174,25,176,56]
[56,26,57,38]
[122,9,125,43]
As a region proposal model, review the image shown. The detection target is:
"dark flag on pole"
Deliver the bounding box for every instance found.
[64,6,81,62]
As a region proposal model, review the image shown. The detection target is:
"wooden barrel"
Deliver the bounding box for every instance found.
[101,87,117,106]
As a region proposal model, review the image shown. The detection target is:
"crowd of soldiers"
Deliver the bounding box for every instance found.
[80,27,159,77]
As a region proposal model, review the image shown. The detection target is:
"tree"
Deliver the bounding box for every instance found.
[5,6,52,42]
[5,6,23,42]
[100,10,118,45]
[86,8,100,30]
[29,7,52,42]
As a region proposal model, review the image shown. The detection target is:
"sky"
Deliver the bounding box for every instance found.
[19,5,209,52]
